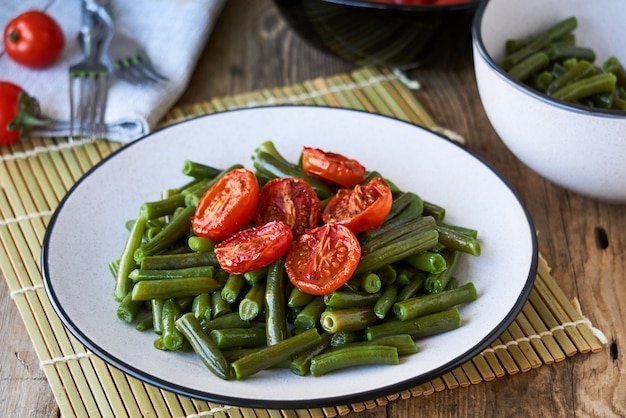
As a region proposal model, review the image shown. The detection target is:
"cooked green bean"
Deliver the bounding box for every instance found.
[508,51,550,82]
[289,332,333,376]
[365,308,462,340]
[320,306,380,333]
[209,327,266,349]
[332,334,419,356]
[192,293,212,322]
[547,59,596,94]
[394,282,477,321]
[135,314,153,332]
[374,284,398,320]
[288,286,314,308]
[552,73,616,102]
[294,296,325,330]
[175,313,231,379]
[203,311,250,333]
[323,291,381,308]
[330,331,364,346]
[140,251,219,270]
[359,272,382,294]
[265,260,288,345]
[309,345,399,377]
[231,328,322,380]
[131,277,222,301]
[405,251,447,274]
[181,160,222,179]
[244,267,268,285]
[129,266,214,281]
[396,271,426,302]
[114,214,146,301]
[162,299,184,350]
[211,290,232,318]
[221,273,246,304]
[151,299,164,335]
[239,282,265,321]
[116,291,143,323]
[187,236,215,252]
[436,225,481,256]
[424,250,459,293]
[140,194,186,220]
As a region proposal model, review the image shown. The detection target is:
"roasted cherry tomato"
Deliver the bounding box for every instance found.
[0,81,47,146]
[215,221,293,274]
[322,177,393,233]
[192,168,260,241]
[254,177,321,237]
[285,224,361,295]
[301,146,367,188]
[3,10,65,68]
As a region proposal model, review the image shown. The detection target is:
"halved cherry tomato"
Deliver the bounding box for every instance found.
[322,177,393,233]
[301,146,366,188]
[3,10,65,68]
[285,224,361,295]
[254,177,321,237]
[215,221,293,274]
[192,168,260,241]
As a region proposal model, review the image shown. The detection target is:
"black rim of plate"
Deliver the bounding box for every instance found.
[41,105,538,409]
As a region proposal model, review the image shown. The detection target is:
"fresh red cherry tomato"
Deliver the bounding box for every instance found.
[301,146,367,188]
[322,177,393,233]
[3,10,65,68]
[285,224,361,295]
[215,221,293,274]
[254,177,321,237]
[192,168,260,241]
[0,81,48,146]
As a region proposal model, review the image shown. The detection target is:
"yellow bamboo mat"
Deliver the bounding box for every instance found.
[0,67,606,418]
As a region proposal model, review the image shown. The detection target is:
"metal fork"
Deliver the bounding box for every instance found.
[104,30,168,85]
[69,1,113,141]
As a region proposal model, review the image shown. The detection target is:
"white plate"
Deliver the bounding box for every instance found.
[42,106,537,408]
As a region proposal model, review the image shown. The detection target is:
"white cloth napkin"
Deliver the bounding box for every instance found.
[0,0,226,142]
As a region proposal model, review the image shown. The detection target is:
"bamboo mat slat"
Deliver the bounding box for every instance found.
[0,67,606,418]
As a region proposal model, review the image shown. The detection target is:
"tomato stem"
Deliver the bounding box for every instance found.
[7,92,50,142]
[6,30,20,43]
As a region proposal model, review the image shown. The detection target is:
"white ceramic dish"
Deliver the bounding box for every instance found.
[473,0,626,203]
[42,106,537,408]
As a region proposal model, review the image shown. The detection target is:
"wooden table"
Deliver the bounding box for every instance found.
[1,1,623,416]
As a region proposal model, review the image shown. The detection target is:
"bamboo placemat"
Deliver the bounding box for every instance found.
[0,67,606,418]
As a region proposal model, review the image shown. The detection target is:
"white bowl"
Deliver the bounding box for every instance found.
[472,0,626,203]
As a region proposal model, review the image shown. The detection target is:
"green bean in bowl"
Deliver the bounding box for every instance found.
[111,141,481,380]
[473,0,626,203]
[500,16,625,111]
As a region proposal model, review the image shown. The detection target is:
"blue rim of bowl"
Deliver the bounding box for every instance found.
[472,0,626,119]
[321,0,480,12]
[41,105,538,409]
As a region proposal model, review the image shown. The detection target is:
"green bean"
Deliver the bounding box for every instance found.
[133,205,196,264]
[508,52,550,82]
[365,308,462,340]
[244,267,268,285]
[436,225,481,256]
[175,313,231,379]
[603,57,626,87]
[203,311,250,333]
[396,271,425,301]
[135,314,153,332]
[239,282,265,321]
[265,260,288,345]
[187,236,215,252]
[546,59,595,94]
[151,299,164,335]
[114,214,146,301]
[332,334,419,356]
[330,331,364,347]
[129,266,214,281]
[161,299,185,350]
[131,277,222,301]
[376,264,397,285]
[192,293,212,322]
[501,17,578,71]
[362,198,426,242]
[359,273,382,294]
[405,251,447,274]
[374,284,398,320]
[287,286,314,308]
[221,273,246,303]
[424,250,459,293]
[294,296,325,330]
[181,160,222,179]
[211,290,232,318]
[181,164,244,202]
[437,222,478,239]
[422,201,446,222]
[542,43,595,63]
[140,251,219,270]
[140,194,186,220]
[320,306,380,333]
[289,333,333,376]
[323,291,381,308]
[385,191,423,221]
[309,345,399,377]
[231,328,322,380]
[116,291,143,323]
[356,229,439,275]
[552,73,617,102]
[394,282,477,321]
[530,71,554,93]
[209,327,266,349]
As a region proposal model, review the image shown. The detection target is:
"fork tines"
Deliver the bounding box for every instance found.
[69,67,108,142]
